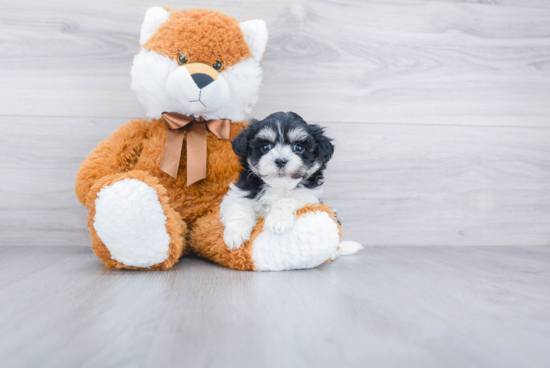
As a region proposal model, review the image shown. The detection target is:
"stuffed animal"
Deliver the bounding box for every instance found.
[75,7,354,271]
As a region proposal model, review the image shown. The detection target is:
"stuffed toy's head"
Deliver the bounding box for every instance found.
[131,8,268,122]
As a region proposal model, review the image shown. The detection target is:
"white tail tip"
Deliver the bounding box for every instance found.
[338,241,364,256]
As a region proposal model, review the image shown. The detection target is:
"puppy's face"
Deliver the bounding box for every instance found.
[233,112,334,189]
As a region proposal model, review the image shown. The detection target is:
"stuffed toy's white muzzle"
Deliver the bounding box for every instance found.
[166,63,231,114]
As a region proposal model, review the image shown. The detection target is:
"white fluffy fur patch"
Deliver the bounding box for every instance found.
[252,210,340,271]
[131,50,179,118]
[287,127,308,142]
[131,50,263,121]
[337,241,364,256]
[239,20,268,62]
[257,127,277,142]
[206,58,263,121]
[93,179,170,268]
[140,7,170,46]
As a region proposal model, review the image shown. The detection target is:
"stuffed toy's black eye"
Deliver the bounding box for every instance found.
[293,144,305,154]
[177,53,188,65]
[261,143,272,153]
[213,60,223,71]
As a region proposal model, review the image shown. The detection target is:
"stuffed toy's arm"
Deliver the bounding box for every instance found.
[75,119,150,205]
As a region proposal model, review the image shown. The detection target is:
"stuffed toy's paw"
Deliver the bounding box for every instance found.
[86,170,187,270]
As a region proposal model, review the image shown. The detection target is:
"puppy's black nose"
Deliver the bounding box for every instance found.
[191,73,214,89]
[275,158,288,168]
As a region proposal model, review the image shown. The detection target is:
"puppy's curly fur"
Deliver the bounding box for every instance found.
[220,112,335,249]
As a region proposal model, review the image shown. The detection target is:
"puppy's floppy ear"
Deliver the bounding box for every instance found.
[309,124,335,162]
[232,123,256,157]
[232,132,248,157]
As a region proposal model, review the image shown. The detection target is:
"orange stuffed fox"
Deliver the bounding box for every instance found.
[75,7,351,271]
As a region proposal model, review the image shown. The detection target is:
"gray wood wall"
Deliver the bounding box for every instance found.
[1,0,549,247]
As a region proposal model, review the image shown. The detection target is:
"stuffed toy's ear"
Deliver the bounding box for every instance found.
[232,130,250,157]
[309,125,335,163]
[239,20,268,62]
[140,7,170,46]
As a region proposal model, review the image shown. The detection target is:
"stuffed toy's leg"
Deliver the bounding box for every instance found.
[85,170,187,270]
[190,204,345,271]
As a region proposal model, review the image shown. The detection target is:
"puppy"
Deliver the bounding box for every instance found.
[220,112,363,256]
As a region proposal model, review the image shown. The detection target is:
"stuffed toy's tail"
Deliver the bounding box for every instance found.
[338,241,364,255]
[331,241,364,260]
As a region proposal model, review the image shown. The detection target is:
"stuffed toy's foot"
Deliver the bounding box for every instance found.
[190,204,345,271]
[86,170,187,270]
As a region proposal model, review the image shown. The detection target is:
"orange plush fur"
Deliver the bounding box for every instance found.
[76,118,247,269]
[144,9,252,68]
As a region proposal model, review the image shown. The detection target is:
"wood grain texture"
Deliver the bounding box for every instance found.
[1,0,550,247]
[322,122,550,246]
[0,246,84,289]
[0,246,549,368]
[2,116,549,246]
[0,116,118,246]
[0,0,549,126]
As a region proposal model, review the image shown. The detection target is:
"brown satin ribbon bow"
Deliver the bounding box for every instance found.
[160,112,231,186]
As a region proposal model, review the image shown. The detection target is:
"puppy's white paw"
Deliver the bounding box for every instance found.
[223,226,252,250]
[264,208,296,234]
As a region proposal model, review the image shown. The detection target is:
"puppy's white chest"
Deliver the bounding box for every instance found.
[256,187,292,218]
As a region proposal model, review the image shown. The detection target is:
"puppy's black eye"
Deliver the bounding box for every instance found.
[177,53,188,65]
[293,144,305,154]
[213,60,223,71]
[261,143,272,153]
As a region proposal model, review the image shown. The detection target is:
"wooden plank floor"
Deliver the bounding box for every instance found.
[0,246,549,368]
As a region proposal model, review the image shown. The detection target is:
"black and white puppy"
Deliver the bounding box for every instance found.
[221,111,335,249]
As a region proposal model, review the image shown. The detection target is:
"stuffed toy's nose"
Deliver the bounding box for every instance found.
[191,73,214,89]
